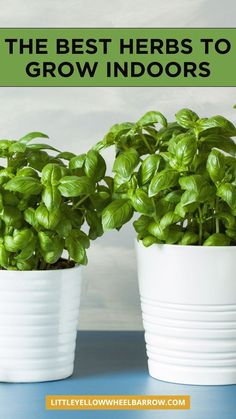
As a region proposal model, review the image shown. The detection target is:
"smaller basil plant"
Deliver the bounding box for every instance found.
[0,133,111,270]
[99,109,236,246]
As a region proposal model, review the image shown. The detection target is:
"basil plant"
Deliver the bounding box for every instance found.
[0,132,111,270]
[99,109,236,247]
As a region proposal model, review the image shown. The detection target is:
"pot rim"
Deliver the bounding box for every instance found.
[0,264,81,275]
[135,239,236,250]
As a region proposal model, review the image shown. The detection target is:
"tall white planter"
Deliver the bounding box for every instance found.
[0,266,81,383]
[136,241,236,385]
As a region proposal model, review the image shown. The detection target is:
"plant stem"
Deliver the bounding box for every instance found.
[39,259,46,270]
[139,131,153,153]
[74,194,90,208]
[198,207,203,245]
[215,197,219,234]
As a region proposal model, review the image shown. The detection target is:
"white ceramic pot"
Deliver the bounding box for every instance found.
[135,241,236,385]
[0,266,81,383]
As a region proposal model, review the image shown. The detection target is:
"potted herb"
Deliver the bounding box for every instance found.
[99,109,236,385]
[0,132,109,382]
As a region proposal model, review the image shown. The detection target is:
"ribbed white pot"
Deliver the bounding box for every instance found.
[135,241,236,385]
[0,266,82,383]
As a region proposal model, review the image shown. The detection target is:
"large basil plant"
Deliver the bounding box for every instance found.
[99,109,236,246]
[0,133,110,270]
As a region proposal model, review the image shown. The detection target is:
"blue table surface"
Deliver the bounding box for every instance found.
[0,331,235,419]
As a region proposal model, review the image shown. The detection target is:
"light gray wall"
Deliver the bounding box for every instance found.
[0,0,235,330]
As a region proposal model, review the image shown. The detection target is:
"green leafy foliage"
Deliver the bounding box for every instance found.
[99,108,236,247]
[102,199,133,231]
[206,149,225,184]
[139,154,160,185]
[149,170,179,197]
[58,176,94,197]
[0,132,109,270]
[175,108,199,129]
[112,148,139,179]
[5,176,42,195]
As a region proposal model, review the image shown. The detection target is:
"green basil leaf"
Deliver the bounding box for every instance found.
[179,175,214,202]
[1,206,23,228]
[19,132,49,144]
[206,149,225,184]
[203,233,230,246]
[160,211,181,230]
[148,222,166,241]
[65,233,87,265]
[86,210,103,240]
[90,191,110,211]
[5,176,42,195]
[17,167,39,178]
[97,122,134,151]
[18,196,36,212]
[180,190,199,206]
[16,256,37,270]
[67,208,84,228]
[0,194,4,212]
[180,231,199,245]
[0,167,14,183]
[42,185,61,210]
[102,199,133,231]
[164,190,182,204]
[28,150,50,171]
[41,163,64,186]
[70,230,90,249]
[133,215,150,235]
[197,116,236,136]
[0,140,12,150]
[84,150,106,181]
[16,238,36,261]
[56,152,75,160]
[24,207,41,230]
[35,204,60,229]
[174,202,187,218]
[0,244,9,268]
[158,123,185,143]
[175,134,197,166]
[226,156,236,183]
[148,169,179,197]
[112,148,139,179]
[131,189,155,215]
[136,111,167,128]
[59,176,94,197]
[175,108,199,128]
[179,174,203,191]
[113,173,129,193]
[217,183,236,209]
[69,154,86,170]
[175,192,199,217]
[55,215,72,238]
[217,212,235,229]
[155,198,175,218]
[200,135,236,157]
[142,235,157,247]
[165,225,183,244]
[225,228,236,239]
[4,236,18,252]
[103,176,114,192]
[140,154,160,185]
[5,229,34,252]
[27,143,60,152]
[9,142,26,153]
[38,231,64,264]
